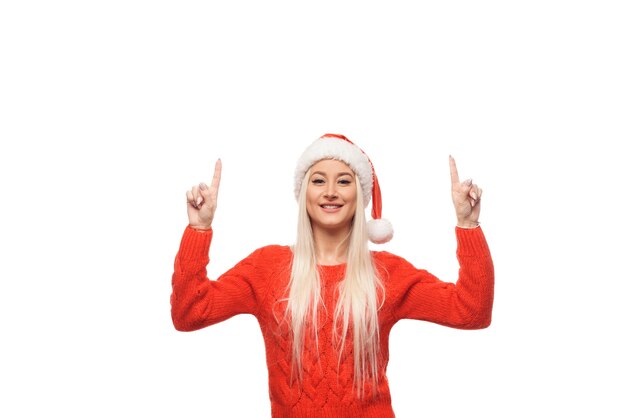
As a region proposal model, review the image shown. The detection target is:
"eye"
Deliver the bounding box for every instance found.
[311,178,325,184]
[338,178,352,185]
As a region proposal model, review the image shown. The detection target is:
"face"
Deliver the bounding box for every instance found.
[305,159,358,234]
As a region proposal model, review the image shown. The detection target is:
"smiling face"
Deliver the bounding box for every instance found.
[305,159,358,235]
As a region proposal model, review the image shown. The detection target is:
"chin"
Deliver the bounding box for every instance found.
[315,220,352,232]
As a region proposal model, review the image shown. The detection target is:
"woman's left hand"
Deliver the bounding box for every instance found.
[449,155,482,228]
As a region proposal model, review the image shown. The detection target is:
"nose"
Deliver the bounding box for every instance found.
[324,183,337,199]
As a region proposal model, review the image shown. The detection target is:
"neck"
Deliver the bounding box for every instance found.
[312,226,350,265]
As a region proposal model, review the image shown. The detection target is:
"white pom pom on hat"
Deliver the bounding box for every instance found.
[294,133,394,244]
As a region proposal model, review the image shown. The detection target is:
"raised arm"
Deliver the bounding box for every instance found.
[389,228,494,329]
[171,160,265,331]
[170,228,265,331]
[390,157,493,328]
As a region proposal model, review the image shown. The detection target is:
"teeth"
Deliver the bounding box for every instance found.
[322,205,341,209]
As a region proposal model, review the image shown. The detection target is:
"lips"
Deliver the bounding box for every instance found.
[320,203,343,213]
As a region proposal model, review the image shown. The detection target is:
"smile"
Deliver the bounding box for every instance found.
[320,204,343,212]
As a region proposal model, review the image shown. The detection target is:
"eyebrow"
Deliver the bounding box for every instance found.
[311,171,354,177]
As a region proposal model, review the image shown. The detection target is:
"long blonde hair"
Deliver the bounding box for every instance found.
[285,168,385,397]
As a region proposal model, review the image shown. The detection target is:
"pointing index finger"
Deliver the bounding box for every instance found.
[449,155,460,185]
[211,158,222,191]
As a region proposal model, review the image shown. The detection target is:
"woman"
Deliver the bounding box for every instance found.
[171,134,494,418]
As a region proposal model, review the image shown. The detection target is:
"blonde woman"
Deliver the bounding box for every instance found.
[171,134,494,418]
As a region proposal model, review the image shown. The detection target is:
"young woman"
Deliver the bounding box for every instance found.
[171,134,494,418]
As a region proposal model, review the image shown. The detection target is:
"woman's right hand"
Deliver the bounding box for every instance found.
[186,159,222,230]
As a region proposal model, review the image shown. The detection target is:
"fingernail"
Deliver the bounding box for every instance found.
[196,197,202,205]
[470,191,477,199]
[200,183,208,190]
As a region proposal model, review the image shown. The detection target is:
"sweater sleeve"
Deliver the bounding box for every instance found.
[390,227,494,329]
[170,226,266,332]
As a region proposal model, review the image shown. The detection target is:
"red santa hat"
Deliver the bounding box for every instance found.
[294,133,394,244]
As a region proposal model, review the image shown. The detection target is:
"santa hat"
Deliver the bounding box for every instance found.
[294,133,394,244]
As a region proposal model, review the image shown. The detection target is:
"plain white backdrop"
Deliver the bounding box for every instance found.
[1,1,625,417]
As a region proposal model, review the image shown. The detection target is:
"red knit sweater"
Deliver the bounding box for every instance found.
[171,226,494,418]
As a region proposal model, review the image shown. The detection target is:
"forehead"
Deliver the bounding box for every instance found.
[310,159,354,174]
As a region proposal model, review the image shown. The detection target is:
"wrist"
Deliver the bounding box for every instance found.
[456,220,480,229]
[189,223,212,232]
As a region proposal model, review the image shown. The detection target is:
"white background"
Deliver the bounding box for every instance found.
[1,1,625,417]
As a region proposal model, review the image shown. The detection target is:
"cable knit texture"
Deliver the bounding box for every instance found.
[171,226,494,418]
